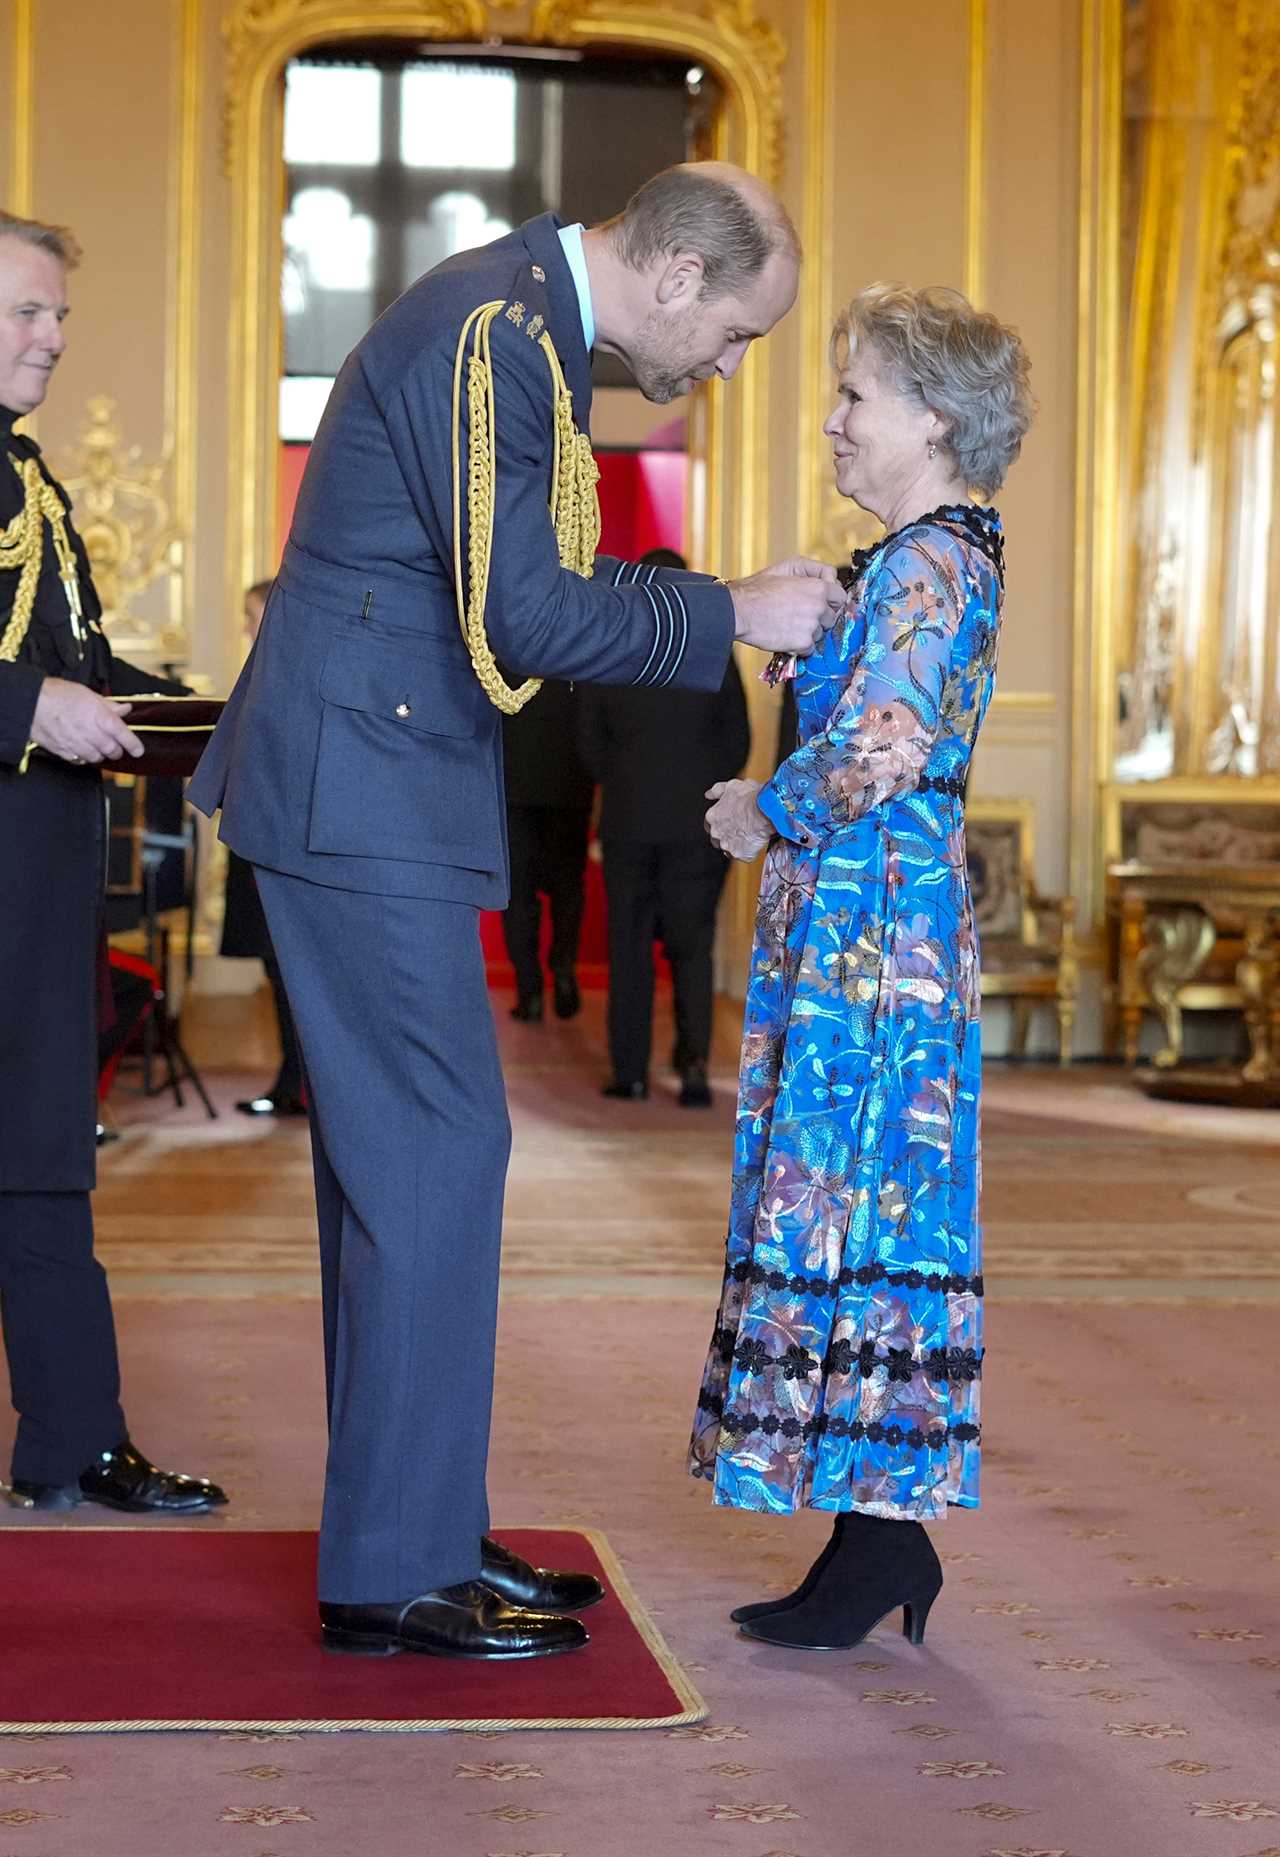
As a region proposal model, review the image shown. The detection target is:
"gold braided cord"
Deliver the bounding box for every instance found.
[450,302,601,715]
[0,453,81,663]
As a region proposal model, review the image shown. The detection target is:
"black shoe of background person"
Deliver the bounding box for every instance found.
[478,1534,604,1613]
[552,973,581,1020]
[601,1078,648,1101]
[320,1583,589,1659]
[8,1438,229,1514]
[235,1090,307,1118]
[510,992,544,1023]
[678,1062,713,1109]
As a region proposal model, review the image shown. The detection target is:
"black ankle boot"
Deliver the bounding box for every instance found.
[738,1512,942,1650]
[729,1516,844,1624]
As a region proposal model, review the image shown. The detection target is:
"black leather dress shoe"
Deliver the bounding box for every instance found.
[510,993,544,1023]
[478,1534,604,1613]
[8,1438,229,1514]
[552,974,581,1020]
[319,1582,589,1659]
[678,1062,713,1109]
[235,1091,307,1118]
[601,1078,648,1100]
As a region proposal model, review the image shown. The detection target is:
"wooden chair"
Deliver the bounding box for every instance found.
[967,798,1078,1065]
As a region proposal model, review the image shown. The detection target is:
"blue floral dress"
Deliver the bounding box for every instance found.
[689,505,1003,1522]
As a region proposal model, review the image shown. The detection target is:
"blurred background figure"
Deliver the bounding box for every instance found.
[220,580,306,1118]
[578,548,750,1106]
[500,679,594,1023]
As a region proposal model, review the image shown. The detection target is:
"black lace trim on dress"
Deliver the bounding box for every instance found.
[916,772,966,799]
[727,1257,984,1301]
[712,1332,983,1385]
[698,1389,981,1451]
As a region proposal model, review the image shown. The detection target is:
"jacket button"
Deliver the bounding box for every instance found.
[395,701,411,718]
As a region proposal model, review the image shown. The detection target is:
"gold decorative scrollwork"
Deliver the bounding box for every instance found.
[55,396,185,656]
[1220,0,1280,301]
[530,0,785,182]
[222,2,489,171]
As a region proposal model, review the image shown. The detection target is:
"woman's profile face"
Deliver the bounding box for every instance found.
[822,341,938,523]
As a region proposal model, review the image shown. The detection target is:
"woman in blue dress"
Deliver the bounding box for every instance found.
[690,284,1034,1650]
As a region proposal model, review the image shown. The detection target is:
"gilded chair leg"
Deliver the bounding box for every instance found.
[1058,999,1075,1067]
[1010,997,1032,1057]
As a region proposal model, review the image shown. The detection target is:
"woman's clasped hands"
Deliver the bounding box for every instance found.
[705,777,773,862]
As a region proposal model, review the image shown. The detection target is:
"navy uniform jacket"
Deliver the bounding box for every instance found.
[0,410,182,1189]
[189,213,736,907]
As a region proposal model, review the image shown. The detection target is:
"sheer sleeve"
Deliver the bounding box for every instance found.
[757,533,964,849]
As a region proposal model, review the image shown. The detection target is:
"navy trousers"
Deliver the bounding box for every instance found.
[0,1191,125,1484]
[254,869,511,1603]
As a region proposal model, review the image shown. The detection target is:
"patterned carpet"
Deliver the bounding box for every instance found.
[1,990,1277,1856]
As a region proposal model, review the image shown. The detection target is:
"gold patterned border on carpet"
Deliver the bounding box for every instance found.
[0,1526,707,1735]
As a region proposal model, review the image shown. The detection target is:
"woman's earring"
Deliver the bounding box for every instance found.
[928,441,937,461]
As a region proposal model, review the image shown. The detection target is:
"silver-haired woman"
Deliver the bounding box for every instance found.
[690,284,1034,1649]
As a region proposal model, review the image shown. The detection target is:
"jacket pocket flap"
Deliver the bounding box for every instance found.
[319,636,477,740]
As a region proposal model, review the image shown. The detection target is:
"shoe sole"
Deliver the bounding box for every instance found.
[81,1493,229,1515]
[321,1630,589,1660]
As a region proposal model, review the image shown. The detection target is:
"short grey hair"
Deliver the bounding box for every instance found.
[609,165,799,302]
[832,284,1034,499]
[0,211,81,268]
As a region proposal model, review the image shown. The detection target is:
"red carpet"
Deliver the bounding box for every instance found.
[0,1528,704,1733]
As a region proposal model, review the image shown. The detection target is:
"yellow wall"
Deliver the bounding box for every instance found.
[6,0,1095,1028]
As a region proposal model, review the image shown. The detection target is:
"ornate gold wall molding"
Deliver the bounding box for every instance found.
[1219,0,1280,303]
[800,0,987,567]
[981,690,1058,752]
[965,0,987,307]
[1073,0,1124,921]
[58,396,185,657]
[8,0,35,216]
[164,0,202,660]
[219,0,788,665]
[1110,1,1280,801]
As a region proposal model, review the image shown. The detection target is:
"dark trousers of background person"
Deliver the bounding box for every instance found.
[502,804,590,1004]
[254,866,510,1604]
[602,837,729,1088]
[222,850,304,1099]
[0,1192,125,1484]
[262,957,304,1099]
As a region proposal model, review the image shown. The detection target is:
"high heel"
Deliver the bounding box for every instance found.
[902,1582,942,1645]
[738,1513,944,1651]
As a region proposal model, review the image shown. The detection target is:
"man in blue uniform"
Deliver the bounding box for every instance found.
[0,212,226,1517]
[191,161,838,1661]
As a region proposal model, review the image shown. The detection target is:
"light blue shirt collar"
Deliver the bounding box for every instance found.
[556,223,595,353]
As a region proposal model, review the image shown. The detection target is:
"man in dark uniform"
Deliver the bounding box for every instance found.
[577,548,751,1106]
[190,162,838,1661]
[500,678,594,1022]
[0,212,225,1515]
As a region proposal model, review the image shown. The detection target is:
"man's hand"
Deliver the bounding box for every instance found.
[30,679,144,765]
[727,556,843,656]
[705,777,773,862]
